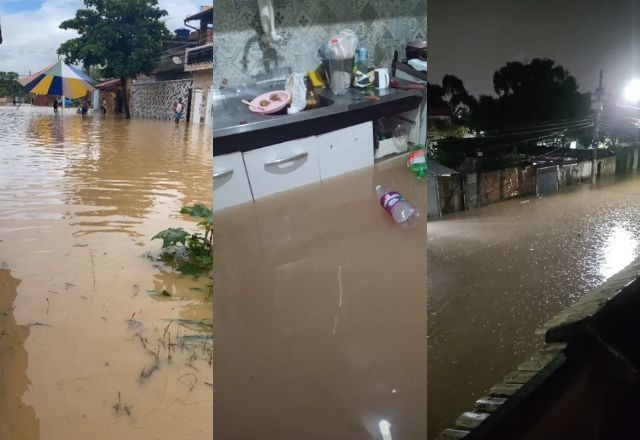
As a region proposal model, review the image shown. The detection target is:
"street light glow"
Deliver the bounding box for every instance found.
[624,78,640,102]
[379,420,392,440]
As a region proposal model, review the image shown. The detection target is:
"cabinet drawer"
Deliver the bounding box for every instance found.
[243,138,320,199]
[317,121,373,180]
[213,152,253,211]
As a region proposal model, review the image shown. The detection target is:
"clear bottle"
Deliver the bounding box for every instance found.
[356,47,369,73]
[305,76,319,109]
[375,185,418,223]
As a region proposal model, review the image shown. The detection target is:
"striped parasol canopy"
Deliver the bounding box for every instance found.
[19,60,95,99]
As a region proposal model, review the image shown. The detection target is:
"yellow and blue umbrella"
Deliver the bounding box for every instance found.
[20,60,95,99]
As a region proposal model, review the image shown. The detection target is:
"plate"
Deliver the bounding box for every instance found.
[248,91,290,115]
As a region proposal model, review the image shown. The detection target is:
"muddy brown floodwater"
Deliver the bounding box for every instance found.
[0,106,212,439]
[214,156,428,439]
[427,175,640,438]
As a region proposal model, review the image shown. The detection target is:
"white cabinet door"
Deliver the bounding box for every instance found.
[243,137,320,199]
[213,152,253,211]
[316,121,373,180]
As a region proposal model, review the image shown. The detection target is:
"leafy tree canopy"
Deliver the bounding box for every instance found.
[58,0,170,79]
[0,72,24,98]
[57,0,171,117]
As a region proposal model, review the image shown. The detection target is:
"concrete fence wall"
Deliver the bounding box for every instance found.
[465,173,479,209]
[614,146,640,175]
[429,154,629,219]
[427,176,441,218]
[597,155,616,177]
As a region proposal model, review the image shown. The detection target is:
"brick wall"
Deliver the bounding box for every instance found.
[519,166,536,195]
[480,171,501,205]
[501,167,520,199]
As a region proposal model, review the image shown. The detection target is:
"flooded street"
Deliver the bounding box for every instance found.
[213,156,428,439]
[0,106,212,439]
[427,175,640,438]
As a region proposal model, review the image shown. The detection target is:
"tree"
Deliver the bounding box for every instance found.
[471,58,590,129]
[0,72,23,98]
[58,0,170,119]
[427,83,447,110]
[428,75,476,125]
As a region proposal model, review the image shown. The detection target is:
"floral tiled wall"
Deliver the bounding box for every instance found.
[131,79,192,120]
[213,0,427,87]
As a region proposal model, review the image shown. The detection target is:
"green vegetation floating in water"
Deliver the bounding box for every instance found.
[152,204,213,277]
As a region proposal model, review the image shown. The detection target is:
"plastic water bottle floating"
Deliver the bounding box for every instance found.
[376,185,418,223]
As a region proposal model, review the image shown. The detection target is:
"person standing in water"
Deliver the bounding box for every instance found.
[100,97,107,116]
[173,98,184,123]
[53,97,58,113]
[81,98,89,117]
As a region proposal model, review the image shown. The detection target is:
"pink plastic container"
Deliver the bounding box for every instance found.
[248,90,290,115]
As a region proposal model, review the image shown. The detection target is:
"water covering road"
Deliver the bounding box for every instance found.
[0,105,212,439]
[427,174,640,438]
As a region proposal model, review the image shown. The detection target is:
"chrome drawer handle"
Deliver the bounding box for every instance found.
[213,168,233,179]
[264,152,308,166]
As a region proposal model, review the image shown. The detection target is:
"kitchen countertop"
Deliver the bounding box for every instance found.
[213,81,425,155]
[213,155,427,439]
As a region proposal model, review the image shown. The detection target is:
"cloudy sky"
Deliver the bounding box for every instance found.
[0,0,207,76]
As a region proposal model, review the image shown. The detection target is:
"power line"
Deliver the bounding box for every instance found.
[477,124,594,151]
[473,116,594,135]
[432,123,594,151]
[476,120,594,139]
[430,120,594,142]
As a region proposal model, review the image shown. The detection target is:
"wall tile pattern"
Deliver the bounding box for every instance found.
[131,79,193,120]
[213,0,427,87]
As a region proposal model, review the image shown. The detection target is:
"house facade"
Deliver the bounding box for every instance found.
[128,6,212,124]
[183,6,213,127]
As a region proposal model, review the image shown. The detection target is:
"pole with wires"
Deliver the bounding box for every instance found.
[591,70,604,184]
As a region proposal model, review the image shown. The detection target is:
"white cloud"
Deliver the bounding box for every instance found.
[0,0,207,75]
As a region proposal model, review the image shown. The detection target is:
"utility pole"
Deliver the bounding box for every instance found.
[591,70,604,184]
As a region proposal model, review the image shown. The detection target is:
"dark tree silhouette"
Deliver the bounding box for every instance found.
[471,58,591,129]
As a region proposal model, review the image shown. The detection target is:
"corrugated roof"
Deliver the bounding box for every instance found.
[427,159,457,177]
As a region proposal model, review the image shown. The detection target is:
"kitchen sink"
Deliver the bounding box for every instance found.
[306,93,333,111]
[214,88,334,124]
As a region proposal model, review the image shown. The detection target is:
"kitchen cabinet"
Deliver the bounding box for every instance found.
[213,152,253,211]
[243,137,321,199]
[316,121,374,180]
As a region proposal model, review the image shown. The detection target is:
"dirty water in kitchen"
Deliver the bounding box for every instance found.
[0,106,212,439]
[427,175,640,438]
[213,156,428,439]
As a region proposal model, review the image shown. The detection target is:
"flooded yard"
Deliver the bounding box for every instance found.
[0,106,212,439]
[427,175,640,438]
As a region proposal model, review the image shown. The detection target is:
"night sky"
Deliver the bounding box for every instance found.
[428,0,640,98]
